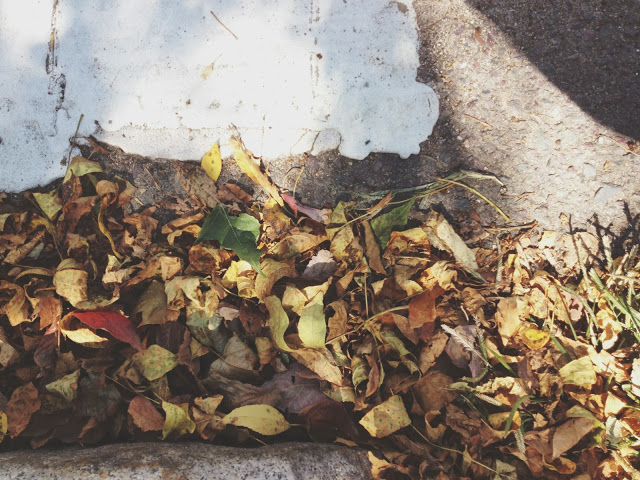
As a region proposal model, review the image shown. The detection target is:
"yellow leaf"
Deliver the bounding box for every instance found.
[192,395,225,440]
[423,211,480,277]
[282,285,308,315]
[162,401,196,439]
[62,156,103,183]
[201,143,222,182]
[230,136,283,206]
[298,292,326,348]
[221,260,255,298]
[134,280,180,326]
[255,259,296,301]
[520,327,550,350]
[222,404,290,435]
[359,395,411,438]
[0,411,6,443]
[265,296,293,352]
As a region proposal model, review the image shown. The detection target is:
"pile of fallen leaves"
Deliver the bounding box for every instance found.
[1,136,640,480]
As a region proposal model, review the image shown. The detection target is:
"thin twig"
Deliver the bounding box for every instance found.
[210,10,238,40]
[463,113,494,129]
[67,113,84,164]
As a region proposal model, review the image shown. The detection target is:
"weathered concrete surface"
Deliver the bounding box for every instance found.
[0,442,373,480]
[0,0,437,191]
[3,0,639,234]
[261,0,640,233]
[410,0,640,232]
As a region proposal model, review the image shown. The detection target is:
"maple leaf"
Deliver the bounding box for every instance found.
[195,205,263,274]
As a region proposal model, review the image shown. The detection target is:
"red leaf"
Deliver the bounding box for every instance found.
[282,194,330,223]
[72,310,142,351]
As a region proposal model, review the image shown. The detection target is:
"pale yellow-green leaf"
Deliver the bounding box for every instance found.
[424,211,480,277]
[59,313,109,348]
[298,292,326,349]
[45,369,81,403]
[221,260,255,298]
[201,143,222,182]
[282,285,308,315]
[32,191,62,220]
[162,401,196,439]
[559,356,597,386]
[53,259,89,307]
[63,156,103,183]
[265,296,293,352]
[359,395,411,438]
[133,345,179,381]
[222,404,290,435]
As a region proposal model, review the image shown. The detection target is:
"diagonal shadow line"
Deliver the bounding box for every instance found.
[466,0,640,141]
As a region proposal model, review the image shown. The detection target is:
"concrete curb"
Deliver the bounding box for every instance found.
[0,442,373,480]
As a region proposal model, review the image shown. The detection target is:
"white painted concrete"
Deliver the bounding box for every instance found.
[0,0,438,192]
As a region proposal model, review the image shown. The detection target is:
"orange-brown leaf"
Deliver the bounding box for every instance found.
[128,395,164,432]
[6,382,40,437]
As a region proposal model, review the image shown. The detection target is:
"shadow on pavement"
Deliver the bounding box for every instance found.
[467,0,640,141]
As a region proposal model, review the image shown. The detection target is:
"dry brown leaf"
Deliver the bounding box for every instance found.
[495,296,529,347]
[411,372,456,413]
[230,136,283,206]
[6,382,40,437]
[361,220,385,274]
[552,417,595,460]
[255,258,297,301]
[408,287,444,341]
[0,281,30,326]
[290,347,344,386]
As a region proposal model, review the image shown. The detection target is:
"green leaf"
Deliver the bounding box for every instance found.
[132,345,179,381]
[222,404,290,435]
[265,296,293,352]
[298,292,326,348]
[195,205,263,274]
[162,401,196,439]
[371,199,415,248]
